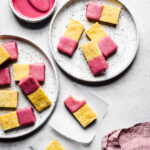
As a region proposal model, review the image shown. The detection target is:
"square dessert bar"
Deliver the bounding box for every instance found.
[98,35,118,58]
[0,112,19,131]
[81,41,108,76]
[29,63,45,82]
[2,41,18,60]
[13,63,45,82]
[57,19,84,56]
[86,2,103,20]
[64,19,84,41]
[45,140,66,150]
[73,104,97,128]
[0,90,18,108]
[64,96,97,128]
[13,64,29,81]
[86,22,107,43]
[19,75,40,95]
[0,107,36,131]
[17,107,36,126]
[0,45,10,65]
[27,87,51,112]
[19,76,51,112]
[0,67,11,86]
[100,5,121,25]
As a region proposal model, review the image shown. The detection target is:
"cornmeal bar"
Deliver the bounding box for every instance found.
[0,90,18,108]
[19,76,51,112]
[64,95,97,128]
[0,107,36,131]
[86,23,118,58]
[86,1,121,25]
[13,63,45,81]
[45,140,66,150]
[57,19,84,56]
[81,41,108,75]
[0,67,11,86]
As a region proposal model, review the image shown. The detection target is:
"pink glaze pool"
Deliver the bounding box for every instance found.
[12,0,55,19]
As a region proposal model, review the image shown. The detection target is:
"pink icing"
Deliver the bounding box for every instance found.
[64,96,86,113]
[17,107,36,126]
[102,122,150,150]
[29,63,45,82]
[2,41,18,60]
[0,67,11,86]
[86,2,103,20]
[28,0,50,12]
[98,36,118,58]
[19,75,40,95]
[88,55,108,76]
[12,0,55,18]
[57,36,78,56]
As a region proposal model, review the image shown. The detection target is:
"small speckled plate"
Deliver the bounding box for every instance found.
[0,35,59,139]
[49,0,139,82]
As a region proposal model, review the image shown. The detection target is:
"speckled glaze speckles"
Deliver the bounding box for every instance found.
[49,0,139,82]
[0,35,59,139]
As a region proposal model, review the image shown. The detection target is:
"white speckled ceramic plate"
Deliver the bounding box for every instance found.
[0,35,59,139]
[49,0,139,82]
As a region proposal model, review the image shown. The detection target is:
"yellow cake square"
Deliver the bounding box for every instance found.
[27,87,51,112]
[86,22,107,43]
[73,104,97,128]
[0,90,18,108]
[45,140,66,150]
[100,5,121,24]
[0,45,10,65]
[64,19,84,41]
[81,41,102,61]
[0,112,20,131]
[13,64,29,81]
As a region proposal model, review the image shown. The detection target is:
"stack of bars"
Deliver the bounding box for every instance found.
[19,75,51,112]
[64,95,97,128]
[0,41,18,65]
[0,107,36,131]
[57,19,84,56]
[45,140,66,150]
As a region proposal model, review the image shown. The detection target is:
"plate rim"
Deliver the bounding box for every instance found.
[0,34,59,139]
[49,0,140,83]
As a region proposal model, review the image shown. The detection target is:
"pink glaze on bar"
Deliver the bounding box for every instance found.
[98,36,118,58]
[64,95,86,113]
[88,55,108,76]
[19,75,40,95]
[86,2,103,20]
[28,0,50,12]
[57,36,78,56]
[17,107,36,126]
[0,67,11,86]
[12,0,55,18]
[2,42,18,60]
[29,63,45,82]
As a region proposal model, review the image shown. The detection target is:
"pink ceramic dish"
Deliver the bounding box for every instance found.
[9,0,56,23]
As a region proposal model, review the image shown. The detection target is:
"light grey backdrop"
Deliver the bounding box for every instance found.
[0,0,150,149]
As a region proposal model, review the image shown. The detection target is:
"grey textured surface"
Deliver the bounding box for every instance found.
[0,0,150,149]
